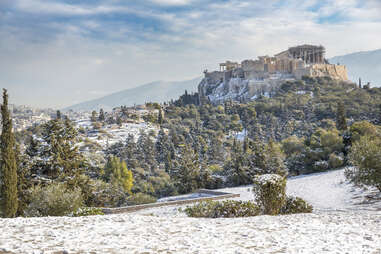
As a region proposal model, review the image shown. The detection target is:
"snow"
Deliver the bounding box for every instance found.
[77,121,159,149]
[1,211,380,253]
[254,173,284,185]
[1,169,381,253]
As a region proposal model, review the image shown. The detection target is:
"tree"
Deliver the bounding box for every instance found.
[56,110,62,120]
[170,145,201,194]
[98,108,105,122]
[155,128,170,164]
[346,135,381,192]
[158,108,164,125]
[336,101,347,131]
[0,89,18,217]
[103,156,134,194]
[27,118,86,180]
[91,110,97,122]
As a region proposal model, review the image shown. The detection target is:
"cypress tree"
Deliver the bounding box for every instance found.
[56,110,62,120]
[158,108,164,125]
[99,108,105,122]
[336,101,347,131]
[0,89,18,218]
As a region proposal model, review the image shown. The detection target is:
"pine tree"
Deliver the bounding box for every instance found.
[336,101,347,131]
[28,118,86,180]
[0,89,18,218]
[171,145,200,194]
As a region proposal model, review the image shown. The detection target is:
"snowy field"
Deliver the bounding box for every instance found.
[1,169,381,253]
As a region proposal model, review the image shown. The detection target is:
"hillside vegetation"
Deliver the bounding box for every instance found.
[3,77,381,217]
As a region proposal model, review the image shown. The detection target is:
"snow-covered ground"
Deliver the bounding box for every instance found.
[1,211,380,253]
[77,120,159,149]
[1,169,381,253]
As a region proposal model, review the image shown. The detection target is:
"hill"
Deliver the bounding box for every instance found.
[330,49,381,86]
[64,77,202,112]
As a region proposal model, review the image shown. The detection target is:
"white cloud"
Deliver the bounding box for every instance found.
[148,0,193,6]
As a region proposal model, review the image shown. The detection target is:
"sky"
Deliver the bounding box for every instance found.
[0,0,381,108]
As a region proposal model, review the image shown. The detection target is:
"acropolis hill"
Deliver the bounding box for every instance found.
[198,45,349,104]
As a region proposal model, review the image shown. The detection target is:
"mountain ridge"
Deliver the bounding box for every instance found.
[329,48,381,86]
[64,77,202,111]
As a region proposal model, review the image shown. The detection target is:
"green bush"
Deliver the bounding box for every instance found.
[346,135,381,192]
[253,174,286,215]
[184,200,260,218]
[281,196,313,214]
[328,153,344,169]
[127,193,157,205]
[25,183,83,217]
[71,207,105,217]
[88,180,129,208]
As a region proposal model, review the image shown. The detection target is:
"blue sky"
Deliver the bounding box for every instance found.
[0,0,380,108]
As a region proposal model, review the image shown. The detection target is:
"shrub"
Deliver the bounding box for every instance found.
[127,193,157,205]
[25,183,83,217]
[350,121,379,142]
[184,200,260,218]
[328,153,344,169]
[253,174,286,215]
[346,135,381,192]
[281,196,313,214]
[313,160,329,171]
[71,207,105,217]
[88,180,129,207]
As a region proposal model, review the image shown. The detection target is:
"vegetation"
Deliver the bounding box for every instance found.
[4,77,381,217]
[346,135,381,192]
[25,183,83,217]
[126,193,157,205]
[102,156,134,194]
[184,200,260,218]
[253,174,287,215]
[0,89,18,218]
[281,196,313,214]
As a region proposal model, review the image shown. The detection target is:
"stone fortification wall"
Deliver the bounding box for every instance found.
[310,64,348,80]
[293,64,348,80]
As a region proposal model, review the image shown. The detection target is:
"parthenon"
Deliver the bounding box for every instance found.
[287,45,326,64]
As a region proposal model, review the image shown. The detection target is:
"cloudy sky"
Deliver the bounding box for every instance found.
[1,0,380,108]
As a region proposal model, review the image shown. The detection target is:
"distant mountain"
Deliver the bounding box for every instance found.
[330,49,381,86]
[64,77,202,111]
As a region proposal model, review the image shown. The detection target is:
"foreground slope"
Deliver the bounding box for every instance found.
[1,211,380,253]
[1,169,381,253]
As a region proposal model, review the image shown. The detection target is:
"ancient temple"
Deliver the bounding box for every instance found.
[288,45,326,64]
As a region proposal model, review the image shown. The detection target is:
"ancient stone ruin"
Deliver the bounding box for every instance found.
[198,44,349,104]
